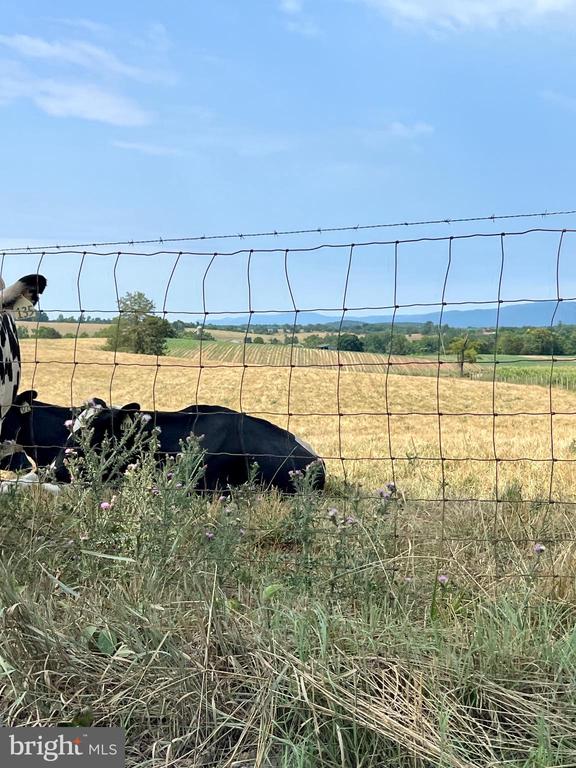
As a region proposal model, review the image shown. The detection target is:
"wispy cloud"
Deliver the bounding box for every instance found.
[279,0,304,14]
[0,66,151,126]
[278,0,321,37]
[357,0,576,30]
[361,120,434,148]
[541,89,576,112]
[0,23,175,126]
[55,18,111,36]
[112,140,181,156]
[0,33,165,82]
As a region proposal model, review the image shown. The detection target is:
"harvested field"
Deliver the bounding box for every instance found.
[18,338,576,502]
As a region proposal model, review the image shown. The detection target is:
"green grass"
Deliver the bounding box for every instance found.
[166,339,576,391]
[1,435,576,766]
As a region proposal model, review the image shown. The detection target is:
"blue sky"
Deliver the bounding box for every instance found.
[1,0,576,319]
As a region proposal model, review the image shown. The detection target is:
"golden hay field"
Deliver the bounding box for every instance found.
[18,338,576,502]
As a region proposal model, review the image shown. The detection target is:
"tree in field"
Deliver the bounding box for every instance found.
[33,326,62,339]
[104,291,175,356]
[448,334,478,376]
[302,334,324,348]
[363,333,388,354]
[253,336,265,344]
[497,331,524,355]
[521,328,564,356]
[336,333,364,352]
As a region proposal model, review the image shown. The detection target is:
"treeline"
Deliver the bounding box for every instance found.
[299,327,575,356]
[21,297,576,359]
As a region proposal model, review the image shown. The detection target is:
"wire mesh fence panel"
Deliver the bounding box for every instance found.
[3,213,576,589]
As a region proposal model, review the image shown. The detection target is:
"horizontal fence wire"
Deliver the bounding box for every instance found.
[2,207,576,251]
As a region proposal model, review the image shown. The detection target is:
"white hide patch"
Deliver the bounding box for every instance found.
[0,471,61,495]
[295,434,317,456]
[72,406,98,433]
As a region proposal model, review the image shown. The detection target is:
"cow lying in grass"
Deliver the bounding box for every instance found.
[52,401,325,493]
[0,390,72,472]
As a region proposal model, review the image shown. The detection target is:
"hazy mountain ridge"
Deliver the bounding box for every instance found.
[208,301,575,329]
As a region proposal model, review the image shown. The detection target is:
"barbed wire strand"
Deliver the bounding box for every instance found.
[4,208,576,252]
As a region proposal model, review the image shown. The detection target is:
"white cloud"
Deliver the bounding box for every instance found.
[541,89,576,111]
[286,18,321,36]
[56,18,111,36]
[279,0,304,14]
[0,25,175,126]
[35,81,150,125]
[278,0,320,36]
[358,0,576,29]
[112,140,181,156]
[0,68,150,126]
[361,120,434,148]
[0,34,154,81]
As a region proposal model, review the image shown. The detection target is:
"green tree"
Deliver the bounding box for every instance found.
[521,328,564,355]
[337,333,364,352]
[497,331,524,355]
[448,334,478,376]
[33,326,62,339]
[103,292,175,356]
[302,334,323,348]
[253,336,264,344]
[363,333,388,354]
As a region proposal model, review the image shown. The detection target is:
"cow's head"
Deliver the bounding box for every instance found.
[0,390,37,471]
[0,389,37,443]
[52,399,143,483]
[0,274,47,313]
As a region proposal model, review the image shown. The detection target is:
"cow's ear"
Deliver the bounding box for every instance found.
[121,402,141,414]
[88,397,107,408]
[14,390,37,405]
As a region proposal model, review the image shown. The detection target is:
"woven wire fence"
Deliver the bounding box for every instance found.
[4,211,576,586]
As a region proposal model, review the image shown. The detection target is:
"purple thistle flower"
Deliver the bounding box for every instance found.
[175,482,183,489]
[205,530,215,541]
[438,574,449,586]
[344,515,357,526]
[64,419,74,429]
[166,472,174,480]
[218,495,227,502]
[534,543,546,555]
[378,488,391,499]
[100,501,111,511]
[327,507,338,518]
[64,447,76,456]
[387,482,396,492]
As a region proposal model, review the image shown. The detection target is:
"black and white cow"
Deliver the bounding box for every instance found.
[0,393,228,472]
[52,401,325,493]
[0,390,72,472]
[0,274,47,429]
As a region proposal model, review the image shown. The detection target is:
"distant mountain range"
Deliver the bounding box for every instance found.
[208,301,576,329]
